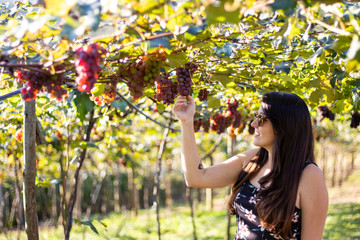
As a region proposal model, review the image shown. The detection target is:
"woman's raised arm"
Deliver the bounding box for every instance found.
[173,95,257,188]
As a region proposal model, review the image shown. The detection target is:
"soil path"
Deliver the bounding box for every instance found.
[328,167,360,204]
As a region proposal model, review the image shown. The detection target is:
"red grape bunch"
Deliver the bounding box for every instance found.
[210,113,226,134]
[126,50,166,99]
[176,62,198,96]
[15,68,67,101]
[350,112,360,128]
[193,118,202,132]
[154,72,178,105]
[208,99,242,135]
[317,105,335,121]
[193,117,210,133]
[90,78,118,106]
[227,99,242,128]
[202,118,210,132]
[198,88,209,101]
[75,43,106,93]
[176,67,192,96]
[185,62,198,75]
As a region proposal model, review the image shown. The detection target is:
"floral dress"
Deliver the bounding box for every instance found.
[233,180,301,240]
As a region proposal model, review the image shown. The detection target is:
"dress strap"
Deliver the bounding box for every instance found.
[303,160,317,169]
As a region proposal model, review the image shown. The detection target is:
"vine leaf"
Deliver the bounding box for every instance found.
[269,0,297,16]
[330,69,346,89]
[167,52,187,68]
[73,91,95,123]
[205,1,240,25]
[346,35,360,72]
[207,97,221,109]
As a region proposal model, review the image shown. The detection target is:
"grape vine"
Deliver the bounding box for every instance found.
[75,43,106,93]
[15,66,67,101]
[154,72,178,105]
[317,105,335,121]
[125,49,166,99]
[350,112,360,128]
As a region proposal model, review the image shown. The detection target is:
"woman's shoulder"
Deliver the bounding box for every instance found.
[298,162,328,208]
[301,162,324,183]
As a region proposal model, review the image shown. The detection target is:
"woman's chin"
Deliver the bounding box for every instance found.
[252,141,260,147]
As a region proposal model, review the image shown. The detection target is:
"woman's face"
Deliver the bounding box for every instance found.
[251,104,276,153]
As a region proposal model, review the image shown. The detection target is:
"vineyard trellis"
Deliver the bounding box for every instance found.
[1,0,360,239]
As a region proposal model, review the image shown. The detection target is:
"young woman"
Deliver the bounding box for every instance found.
[172,92,328,240]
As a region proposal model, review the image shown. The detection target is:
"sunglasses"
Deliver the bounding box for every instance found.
[254,113,268,126]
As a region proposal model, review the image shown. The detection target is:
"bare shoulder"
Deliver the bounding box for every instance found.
[227,148,259,168]
[300,163,325,186]
[299,163,328,208]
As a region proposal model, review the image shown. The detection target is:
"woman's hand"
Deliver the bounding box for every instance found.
[172,95,196,123]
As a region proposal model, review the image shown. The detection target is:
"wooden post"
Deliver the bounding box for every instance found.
[113,162,121,213]
[165,161,173,207]
[0,183,3,230]
[226,135,236,240]
[205,156,214,211]
[23,99,39,240]
[322,145,327,180]
[331,150,337,187]
[153,121,171,240]
[186,187,197,240]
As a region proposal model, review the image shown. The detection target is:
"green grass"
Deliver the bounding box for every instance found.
[1,202,359,240]
[323,202,360,240]
[0,207,237,240]
[2,169,360,240]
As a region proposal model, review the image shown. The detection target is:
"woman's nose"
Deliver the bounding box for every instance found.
[251,119,257,128]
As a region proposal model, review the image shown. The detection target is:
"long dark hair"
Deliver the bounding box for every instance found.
[227,92,315,238]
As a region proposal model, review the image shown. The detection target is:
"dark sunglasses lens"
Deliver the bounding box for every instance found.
[254,113,265,126]
[258,117,263,126]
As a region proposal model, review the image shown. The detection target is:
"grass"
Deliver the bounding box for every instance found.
[323,202,360,240]
[2,169,360,240]
[0,207,237,240]
[1,203,359,240]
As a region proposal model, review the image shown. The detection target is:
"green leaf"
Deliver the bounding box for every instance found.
[348,79,360,88]
[205,1,240,25]
[111,100,128,112]
[330,69,346,88]
[332,99,352,113]
[307,47,324,66]
[91,84,105,97]
[156,102,166,113]
[270,0,297,15]
[167,52,187,68]
[211,74,232,86]
[346,35,360,72]
[73,91,94,123]
[132,0,159,13]
[207,97,221,109]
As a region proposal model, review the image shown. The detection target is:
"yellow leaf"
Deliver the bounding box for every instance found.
[44,0,76,17]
